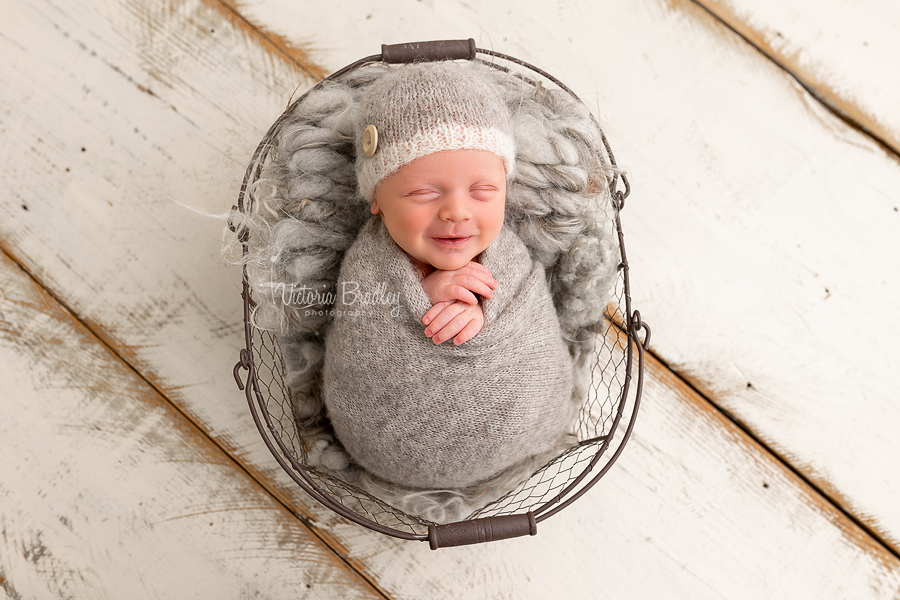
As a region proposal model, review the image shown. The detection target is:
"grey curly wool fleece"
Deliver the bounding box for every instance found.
[225,58,622,520]
[322,217,575,489]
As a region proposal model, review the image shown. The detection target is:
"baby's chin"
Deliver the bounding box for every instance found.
[427,254,480,272]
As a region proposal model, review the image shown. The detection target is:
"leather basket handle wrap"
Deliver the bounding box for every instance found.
[382,38,477,64]
[428,512,537,550]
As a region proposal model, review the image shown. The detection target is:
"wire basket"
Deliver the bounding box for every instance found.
[230,39,649,549]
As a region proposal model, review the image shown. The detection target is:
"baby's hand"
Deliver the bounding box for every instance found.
[420,261,497,306]
[422,300,485,346]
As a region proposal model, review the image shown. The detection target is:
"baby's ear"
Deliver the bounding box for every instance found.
[369,197,381,215]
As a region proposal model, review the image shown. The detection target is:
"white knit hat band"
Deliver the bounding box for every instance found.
[359,123,515,201]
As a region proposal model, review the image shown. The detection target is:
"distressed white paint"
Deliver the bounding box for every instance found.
[2,0,900,598]
[0,252,381,599]
[0,0,299,479]
[701,0,900,152]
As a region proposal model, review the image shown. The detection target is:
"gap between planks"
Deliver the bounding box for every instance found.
[0,238,393,600]
[208,0,327,80]
[686,0,900,162]
[649,343,900,564]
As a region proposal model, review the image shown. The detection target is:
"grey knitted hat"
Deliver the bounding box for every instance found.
[355,61,516,201]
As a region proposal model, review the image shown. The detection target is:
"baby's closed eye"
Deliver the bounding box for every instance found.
[470,185,501,200]
[406,188,441,201]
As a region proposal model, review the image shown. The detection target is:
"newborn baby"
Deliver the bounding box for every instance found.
[322,61,575,491]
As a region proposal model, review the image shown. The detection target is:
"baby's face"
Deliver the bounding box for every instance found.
[371,149,506,274]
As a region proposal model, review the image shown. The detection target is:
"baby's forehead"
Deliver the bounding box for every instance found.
[378,150,508,185]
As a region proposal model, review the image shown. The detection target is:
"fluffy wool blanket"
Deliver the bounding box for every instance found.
[322,216,576,490]
[225,59,624,520]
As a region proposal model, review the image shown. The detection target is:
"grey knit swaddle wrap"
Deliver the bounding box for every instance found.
[322,217,575,490]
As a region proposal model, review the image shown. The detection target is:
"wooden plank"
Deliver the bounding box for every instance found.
[0,0,310,491]
[2,0,900,598]
[592,0,900,553]
[694,0,900,155]
[0,249,383,599]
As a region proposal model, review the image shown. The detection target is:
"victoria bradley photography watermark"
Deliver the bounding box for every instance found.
[275,281,402,318]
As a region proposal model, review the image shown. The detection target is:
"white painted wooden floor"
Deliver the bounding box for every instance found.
[2,0,899,598]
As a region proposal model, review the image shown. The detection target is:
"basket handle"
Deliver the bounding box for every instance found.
[428,512,537,550]
[382,38,477,63]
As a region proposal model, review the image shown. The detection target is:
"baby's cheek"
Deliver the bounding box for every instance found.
[399,209,432,233]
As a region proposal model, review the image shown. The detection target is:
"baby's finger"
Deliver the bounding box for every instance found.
[431,318,465,345]
[429,307,475,345]
[452,276,494,300]
[422,301,453,326]
[453,318,483,345]
[464,262,498,288]
[424,303,466,342]
[447,284,480,304]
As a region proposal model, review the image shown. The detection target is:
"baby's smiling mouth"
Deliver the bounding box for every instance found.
[432,235,472,248]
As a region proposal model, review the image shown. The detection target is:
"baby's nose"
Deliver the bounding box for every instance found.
[438,193,470,222]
